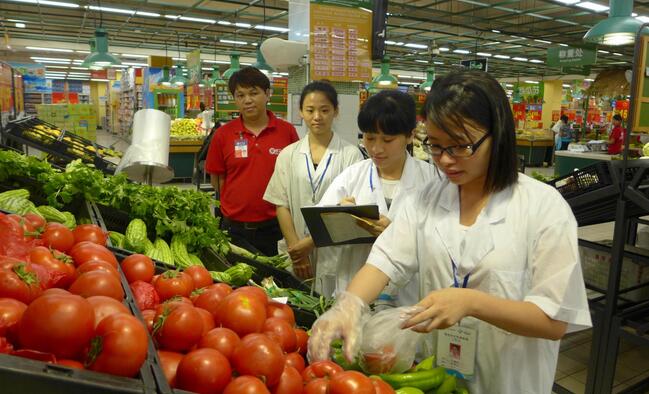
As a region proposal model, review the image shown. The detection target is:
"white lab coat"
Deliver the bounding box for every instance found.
[317,155,438,300]
[368,174,592,394]
[263,133,363,282]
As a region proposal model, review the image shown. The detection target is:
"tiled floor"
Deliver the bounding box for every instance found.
[93,131,649,394]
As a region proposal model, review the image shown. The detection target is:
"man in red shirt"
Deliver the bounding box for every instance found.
[205,67,299,256]
[608,114,625,155]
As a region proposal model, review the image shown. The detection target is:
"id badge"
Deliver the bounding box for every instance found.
[234,137,248,158]
[436,324,477,381]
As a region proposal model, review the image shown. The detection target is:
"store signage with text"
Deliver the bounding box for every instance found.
[460,58,488,72]
[91,69,108,80]
[547,46,597,67]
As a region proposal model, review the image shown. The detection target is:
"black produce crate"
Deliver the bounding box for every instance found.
[225,251,313,294]
[1,117,118,174]
[0,354,156,394]
[292,306,317,328]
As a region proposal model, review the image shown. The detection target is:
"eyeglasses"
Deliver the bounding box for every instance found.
[422,133,490,158]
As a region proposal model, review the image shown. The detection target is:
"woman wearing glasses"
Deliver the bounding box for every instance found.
[308,71,591,394]
[314,89,437,299]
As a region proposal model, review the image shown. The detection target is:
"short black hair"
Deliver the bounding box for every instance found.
[228,67,270,95]
[613,114,623,121]
[358,90,416,137]
[300,81,339,109]
[422,70,518,193]
[560,114,569,123]
[199,102,206,112]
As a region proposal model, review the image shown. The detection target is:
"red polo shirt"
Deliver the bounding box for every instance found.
[205,111,299,222]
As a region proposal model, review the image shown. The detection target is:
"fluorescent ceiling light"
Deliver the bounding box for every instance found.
[529,59,544,63]
[70,66,88,70]
[453,49,471,54]
[524,80,539,84]
[72,60,83,64]
[576,1,609,12]
[165,15,180,20]
[584,78,595,81]
[397,74,420,78]
[46,65,68,69]
[67,77,90,80]
[235,22,252,28]
[556,19,579,25]
[434,61,444,65]
[220,39,248,45]
[598,49,610,53]
[254,25,289,33]
[481,41,501,46]
[240,62,252,66]
[217,21,232,25]
[15,23,26,28]
[136,11,160,17]
[88,5,134,15]
[494,54,510,59]
[31,56,72,61]
[32,60,71,64]
[414,60,428,63]
[563,84,571,87]
[491,29,501,33]
[122,53,149,58]
[7,19,26,22]
[75,50,90,54]
[613,52,623,56]
[204,60,229,64]
[180,16,216,23]
[637,16,649,23]
[505,83,513,87]
[554,0,579,3]
[202,67,213,71]
[559,43,569,47]
[527,13,552,20]
[476,52,492,57]
[91,79,110,82]
[512,57,528,61]
[438,47,450,52]
[510,35,525,40]
[534,39,552,44]
[27,46,73,52]
[405,43,427,49]
[172,57,186,61]
[9,0,79,8]
[122,62,148,66]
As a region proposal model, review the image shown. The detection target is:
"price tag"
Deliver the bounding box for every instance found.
[271,297,289,304]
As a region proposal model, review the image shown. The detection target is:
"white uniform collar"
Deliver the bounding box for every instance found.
[436,179,512,224]
[298,133,342,155]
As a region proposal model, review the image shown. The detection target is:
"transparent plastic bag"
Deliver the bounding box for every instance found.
[358,307,425,374]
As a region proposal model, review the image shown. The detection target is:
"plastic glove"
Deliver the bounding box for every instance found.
[307,291,369,363]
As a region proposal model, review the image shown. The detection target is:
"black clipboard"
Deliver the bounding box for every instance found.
[300,204,380,247]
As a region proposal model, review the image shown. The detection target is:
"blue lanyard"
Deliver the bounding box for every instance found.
[369,163,375,192]
[451,258,470,288]
[306,153,333,203]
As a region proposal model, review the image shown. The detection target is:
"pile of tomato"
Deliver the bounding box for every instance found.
[0,211,148,378]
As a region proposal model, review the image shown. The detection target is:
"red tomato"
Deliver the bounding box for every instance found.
[41,288,70,297]
[130,280,160,311]
[29,263,54,290]
[0,263,42,304]
[69,270,124,300]
[72,224,108,246]
[294,328,308,355]
[371,376,396,394]
[263,317,297,353]
[231,333,285,387]
[141,309,156,333]
[195,307,215,336]
[86,313,148,377]
[176,348,232,394]
[302,361,343,382]
[198,327,240,360]
[184,265,212,289]
[7,214,36,238]
[158,350,184,388]
[328,371,375,394]
[154,271,194,301]
[154,305,203,352]
[76,260,120,279]
[24,213,46,231]
[69,242,118,268]
[41,223,75,253]
[86,295,130,328]
[18,293,94,359]
[28,246,76,288]
[193,287,231,318]
[56,359,85,369]
[232,286,269,306]
[214,293,267,337]
[0,298,27,338]
[303,378,330,394]
[284,352,306,373]
[121,254,154,284]
[267,302,296,327]
[206,282,233,295]
[271,366,303,394]
[224,376,271,394]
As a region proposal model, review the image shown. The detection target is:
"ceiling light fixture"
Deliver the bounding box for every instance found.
[576,1,610,12]
[562,84,571,87]
[476,52,492,57]
[217,21,232,25]
[414,60,428,63]
[136,11,160,17]
[27,46,73,52]
[82,28,121,69]
[529,59,544,63]
[370,56,398,89]
[222,52,242,79]
[419,67,435,92]
[512,57,528,61]
[438,47,450,51]
[15,22,26,28]
[9,0,78,8]
[585,78,595,81]
[559,43,569,47]
[405,43,427,49]
[554,0,579,4]
[453,49,471,54]
[235,22,252,28]
[534,39,552,44]
[121,53,149,58]
[254,25,289,33]
[583,0,643,46]
[179,16,216,24]
[524,80,539,84]
[491,29,501,33]
[494,54,511,59]
[220,39,248,45]
[87,5,133,14]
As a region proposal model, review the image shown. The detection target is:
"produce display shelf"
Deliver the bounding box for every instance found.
[547,160,649,226]
[224,251,313,294]
[1,117,119,174]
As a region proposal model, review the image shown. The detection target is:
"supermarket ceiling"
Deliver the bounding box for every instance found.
[0,0,644,78]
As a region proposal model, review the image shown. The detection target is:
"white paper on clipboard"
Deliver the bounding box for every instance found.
[320,212,374,243]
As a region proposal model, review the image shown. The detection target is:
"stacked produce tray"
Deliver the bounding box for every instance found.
[548,160,649,226]
[224,251,313,293]
[1,117,120,174]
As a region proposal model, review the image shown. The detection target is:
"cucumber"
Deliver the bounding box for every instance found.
[153,238,174,266]
[108,231,126,248]
[125,218,147,253]
[171,236,193,268]
[37,205,68,224]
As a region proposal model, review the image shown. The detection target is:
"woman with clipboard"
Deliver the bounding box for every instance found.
[308,71,591,394]
[315,90,437,300]
[263,82,363,283]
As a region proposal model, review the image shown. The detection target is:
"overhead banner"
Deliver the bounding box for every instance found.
[460,58,488,72]
[9,63,49,93]
[186,49,202,85]
[547,46,597,67]
[309,0,373,82]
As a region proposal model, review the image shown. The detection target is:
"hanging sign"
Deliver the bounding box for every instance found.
[460,58,488,72]
[186,49,202,85]
[547,46,597,67]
